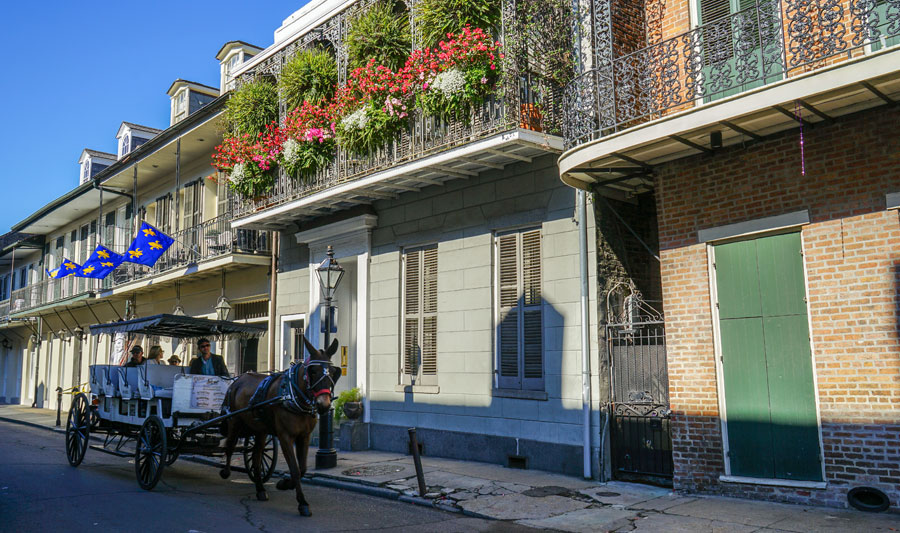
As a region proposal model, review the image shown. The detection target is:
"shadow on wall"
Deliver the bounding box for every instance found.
[366,298,609,478]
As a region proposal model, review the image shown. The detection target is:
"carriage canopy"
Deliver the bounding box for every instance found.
[88,313,267,339]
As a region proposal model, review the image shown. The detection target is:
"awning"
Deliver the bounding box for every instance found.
[88,313,267,338]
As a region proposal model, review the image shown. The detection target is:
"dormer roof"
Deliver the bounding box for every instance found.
[216,40,263,61]
[166,79,219,97]
[78,149,117,165]
[116,121,162,139]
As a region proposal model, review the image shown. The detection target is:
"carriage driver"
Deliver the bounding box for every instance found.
[189,338,229,377]
[124,345,145,367]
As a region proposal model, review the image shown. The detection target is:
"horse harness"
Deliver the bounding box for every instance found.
[247,359,336,416]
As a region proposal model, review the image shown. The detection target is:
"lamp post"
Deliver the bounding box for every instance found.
[314,245,343,469]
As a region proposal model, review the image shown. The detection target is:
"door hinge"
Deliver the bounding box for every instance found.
[715,301,720,308]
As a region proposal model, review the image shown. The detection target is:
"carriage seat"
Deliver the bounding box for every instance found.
[117,366,143,399]
[138,365,185,400]
[89,365,118,397]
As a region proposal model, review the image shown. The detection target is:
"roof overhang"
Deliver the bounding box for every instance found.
[88,313,266,338]
[559,47,900,194]
[232,128,564,231]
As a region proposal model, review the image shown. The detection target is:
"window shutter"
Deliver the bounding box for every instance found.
[496,229,544,391]
[521,229,543,389]
[497,233,521,389]
[699,0,735,65]
[401,246,438,385]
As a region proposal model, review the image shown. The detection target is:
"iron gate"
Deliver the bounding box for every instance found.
[606,288,672,484]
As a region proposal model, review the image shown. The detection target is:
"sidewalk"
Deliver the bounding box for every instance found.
[2,404,896,532]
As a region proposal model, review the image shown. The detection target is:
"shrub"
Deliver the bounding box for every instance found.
[334,387,362,422]
[223,78,279,137]
[416,0,500,48]
[347,1,412,72]
[279,47,338,111]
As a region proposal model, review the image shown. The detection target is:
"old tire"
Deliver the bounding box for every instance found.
[135,415,167,490]
[244,434,278,484]
[65,393,91,467]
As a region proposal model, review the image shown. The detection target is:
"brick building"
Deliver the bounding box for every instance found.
[561,0,900,512]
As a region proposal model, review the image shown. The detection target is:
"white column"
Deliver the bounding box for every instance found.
[357,236,370,423]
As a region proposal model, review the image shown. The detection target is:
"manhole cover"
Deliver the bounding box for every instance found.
[342,464,406,477]
[522,486,572,498]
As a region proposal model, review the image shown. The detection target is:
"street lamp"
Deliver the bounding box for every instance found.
[215,296,232,321]
[314,245,343,469]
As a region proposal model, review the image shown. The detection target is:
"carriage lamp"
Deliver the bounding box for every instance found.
[215,296,232,321]
[315,245,344,301]
[315,245,343,470]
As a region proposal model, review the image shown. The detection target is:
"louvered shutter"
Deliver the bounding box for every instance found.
[402,245,438,385]
[496,229,544,391]
[699,0,734,66]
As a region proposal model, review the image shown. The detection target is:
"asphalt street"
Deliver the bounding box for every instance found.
[0,420,531,533]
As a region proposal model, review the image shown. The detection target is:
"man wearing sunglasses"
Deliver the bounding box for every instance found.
[188,338,229,377]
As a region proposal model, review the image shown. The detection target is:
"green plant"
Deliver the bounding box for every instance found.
[416,0,501,48]
[519,0,575,87]
[333,387,362,422]
[223,78,279,137]
[347,1,412,72]
[336,103,408,156]
[279,48,338,111]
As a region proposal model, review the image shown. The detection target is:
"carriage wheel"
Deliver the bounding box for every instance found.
[165,446,179,466]
[135,416,167,490]
[65,393,90,467]
[243,434,278,484]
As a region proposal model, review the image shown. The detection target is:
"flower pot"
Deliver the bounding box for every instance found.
[520,103,543,132]
[342,401,363,420]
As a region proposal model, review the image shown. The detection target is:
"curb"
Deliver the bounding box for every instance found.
[0,415,67,435]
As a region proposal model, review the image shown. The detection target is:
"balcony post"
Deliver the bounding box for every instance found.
[174,138,181,232]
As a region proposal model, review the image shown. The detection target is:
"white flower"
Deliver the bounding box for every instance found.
[341,108,369,131]
[430,69,467,97]
[282,138,302,165]
[230,163,246,183]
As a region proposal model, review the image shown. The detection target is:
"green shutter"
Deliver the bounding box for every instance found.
[714,233,821,481]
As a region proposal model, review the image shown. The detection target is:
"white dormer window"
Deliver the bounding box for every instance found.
[174,90,187,123]
[119,133,131,158]
[81,159,91,184]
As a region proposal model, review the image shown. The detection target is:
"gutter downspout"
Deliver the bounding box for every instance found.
[267,231,279,371]
[578,189,592,479]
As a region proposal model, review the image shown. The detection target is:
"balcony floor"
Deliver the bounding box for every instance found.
[232,129,564,231]
[559,48,900,195]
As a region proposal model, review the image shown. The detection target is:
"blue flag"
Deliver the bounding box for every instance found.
[50,258,81,279]
[124,222,175,267]
[75,245,125,279]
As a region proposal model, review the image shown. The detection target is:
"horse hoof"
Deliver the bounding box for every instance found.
[276,478,294,491]
[219,469,231,479]
[257,491,268,501]
[298,505,311,517]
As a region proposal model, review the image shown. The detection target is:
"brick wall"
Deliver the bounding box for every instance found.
[655,105,900,510]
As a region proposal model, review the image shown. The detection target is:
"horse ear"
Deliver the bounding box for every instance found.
[302,336,318,360]
[326,338,339,359]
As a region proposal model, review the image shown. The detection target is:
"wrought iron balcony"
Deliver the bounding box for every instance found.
[8,215,270,315]
[231,0,571,224]
[564,0,900,148]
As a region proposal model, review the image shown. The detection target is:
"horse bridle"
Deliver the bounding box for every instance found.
[282,359,335,415]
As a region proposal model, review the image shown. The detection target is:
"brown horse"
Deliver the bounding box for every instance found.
[219,336,341,516]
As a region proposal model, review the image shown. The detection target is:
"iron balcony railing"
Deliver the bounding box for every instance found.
[232,0,571,219]
[564,0,900,148]
[8,215,270,315]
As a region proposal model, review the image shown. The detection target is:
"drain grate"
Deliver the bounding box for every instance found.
[342,464,406,477]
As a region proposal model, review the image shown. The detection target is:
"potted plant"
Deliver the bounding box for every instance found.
[347,0,412,72]
[415,0,501,48]
[279,47,338,112]
[334,387,363,421]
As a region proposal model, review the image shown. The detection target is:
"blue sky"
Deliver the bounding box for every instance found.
[0,1,305,233]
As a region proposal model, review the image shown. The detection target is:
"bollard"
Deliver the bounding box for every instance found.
[408,427,426,497]
[55,387,62,427]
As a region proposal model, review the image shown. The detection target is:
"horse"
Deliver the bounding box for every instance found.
[219,336,341,516]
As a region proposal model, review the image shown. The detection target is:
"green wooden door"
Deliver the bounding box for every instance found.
[871,0,900,51]
[714,232,821,481]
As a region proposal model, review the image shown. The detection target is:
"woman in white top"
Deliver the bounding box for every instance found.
[147,345,166,365]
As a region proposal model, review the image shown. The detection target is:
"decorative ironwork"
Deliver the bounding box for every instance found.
[231,0,572,221]
[564,0,900,148]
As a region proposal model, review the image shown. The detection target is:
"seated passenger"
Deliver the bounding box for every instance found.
[124,345,145,367]
[147,346,165,365]
[188,338,229,377]
[167,354,182,366]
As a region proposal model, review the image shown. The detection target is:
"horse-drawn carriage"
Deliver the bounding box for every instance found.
[64,314,278,489]
[65,313,341,516]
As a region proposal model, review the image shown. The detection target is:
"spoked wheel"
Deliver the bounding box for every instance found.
[244,434,278,484]
[135,415,167,490]
[165,445,179,466]
[65,393,90,467]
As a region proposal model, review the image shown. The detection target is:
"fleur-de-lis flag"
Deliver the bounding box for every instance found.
[124,222,174,267]
[75,245,125,279]
[49,259,81,279]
